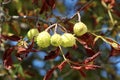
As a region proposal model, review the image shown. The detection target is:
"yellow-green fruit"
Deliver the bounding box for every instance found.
[61,33,76,47]
[27,28,39,41]
[37,31,51,48]
[73,22,87,36]
[51,33,62,47]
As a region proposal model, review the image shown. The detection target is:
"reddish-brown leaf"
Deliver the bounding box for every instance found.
[2,34,20,41]
[83,52,101,64]
[84,65,101,70]
[58,60,67,71]
[43,66,57,80]
[110,47,120,56]
[85,45,96,56]
[77,35,96,56]
[44,47,60,60]
[3,47,14,69]
[79,70,86,77]
[40,0,56,14]
[17,39,37,54]
[65,52,72,60]
[78,33,96,47]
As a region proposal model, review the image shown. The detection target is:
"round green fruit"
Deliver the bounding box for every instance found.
[36,31,51,48]
[61,33,76,47]
[73,22,87,36]
[51,33,62,47]
[27,28,39,41]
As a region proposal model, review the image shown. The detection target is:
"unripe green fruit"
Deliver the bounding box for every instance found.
[27,28,39,41]
[73,22,87,36]
[51,33,62,47]
[36,31,51,48]
[61,33,76,47]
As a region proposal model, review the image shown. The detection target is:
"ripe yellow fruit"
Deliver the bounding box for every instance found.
[73,22,87,36]
[61,33,76,47]
[51,33,62,47]
[36,31,51,48]
[27,28,39,41]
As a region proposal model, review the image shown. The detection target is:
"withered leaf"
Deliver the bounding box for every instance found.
[83,52,100,64]
[43,66,57,80]
[44,47,60,60]
[57,60,67,71]
[40,0,56,14]
[110,47,120,56]
[3,47,14,69]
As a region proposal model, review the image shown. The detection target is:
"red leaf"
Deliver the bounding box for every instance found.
[3,47,14,69]
[58,61,67,71]
[83,52,101,64]
[40,0,55,14]
[78,33,95,47]
[79,70,86,77]
[44,47,60,60]
[43,66,57,80]
[84,65,101,70]
[65,52,72,60]
[2,34,20,41]
[110,47,120,56]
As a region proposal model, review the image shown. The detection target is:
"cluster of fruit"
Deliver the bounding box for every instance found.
[27,22,87,48]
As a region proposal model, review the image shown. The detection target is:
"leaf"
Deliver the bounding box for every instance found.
[57,61,67,71]
[40,0,56,14]
[77,36,96,56]
[3,47,14,69]
[110,47,120,56]
[78,33,96,47]
[84,65,101,70]
[43,66,57,80]
[44,47,60,60]
[2,34,20,41]
[79,70,86,77]
[105,37,120,50]
[83,52,101,64]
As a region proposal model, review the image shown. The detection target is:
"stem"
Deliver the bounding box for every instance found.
[59,46,67,61]
[45,23,56,31]
[107,9,114,26]
[58,24,67,32]
[54,24,58,33]
[77,12,81,22]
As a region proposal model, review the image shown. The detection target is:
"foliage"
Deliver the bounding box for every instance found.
[0,0,120,80]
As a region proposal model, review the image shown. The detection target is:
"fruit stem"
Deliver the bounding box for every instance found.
[54,23,58,34]
[45,23,56,31]
[77,12,81,22]
[59,46,71,65]
[58,24,67,32]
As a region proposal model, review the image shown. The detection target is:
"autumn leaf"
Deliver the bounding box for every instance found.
[44,47,60,60]
[83,52,101,64]
[40,0,56,14]
[57,60,67,71]
[43,66,57,80]
[3,47,14,69]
